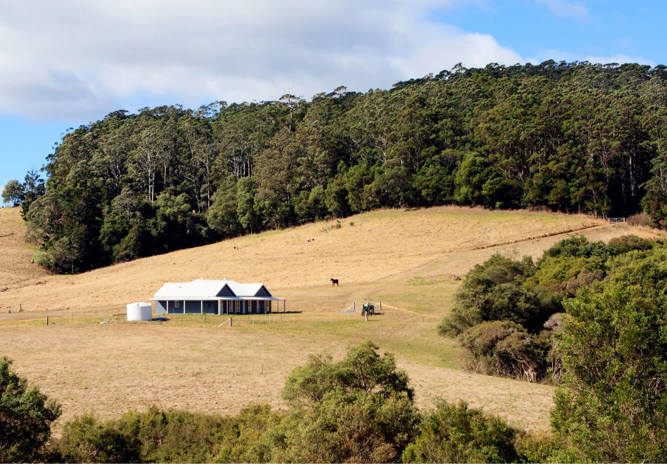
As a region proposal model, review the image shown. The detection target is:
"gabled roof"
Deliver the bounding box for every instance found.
[153,279,272,299]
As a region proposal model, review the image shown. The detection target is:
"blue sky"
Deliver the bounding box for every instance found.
[0,0,665,201]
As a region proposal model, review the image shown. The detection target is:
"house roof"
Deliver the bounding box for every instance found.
[153,279,275,300]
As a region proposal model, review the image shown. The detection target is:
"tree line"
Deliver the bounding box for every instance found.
[5,60,666,273]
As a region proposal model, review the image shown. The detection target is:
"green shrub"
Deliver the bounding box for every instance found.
[115,407,238,463]
[460,321,550,382]
[562,268,605,297]
[529,255,606,295]
[439,254,559,336]
[272,389,418,463]
[271,341,420,462]
[540,236,609,260]
[55,405,282,463]
[460,320,524,359]
[513,431,575,463]
[282,341,413,406]
[402,400,519,463]
[208,404,281,463]
[607,234,653,255]
[552,248,667,462]
[53,414,141,463]
[0,357,61,462]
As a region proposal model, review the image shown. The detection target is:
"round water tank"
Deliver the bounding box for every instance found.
[126,302,153,321]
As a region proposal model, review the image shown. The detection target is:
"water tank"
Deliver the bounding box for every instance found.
[126,302,153,321]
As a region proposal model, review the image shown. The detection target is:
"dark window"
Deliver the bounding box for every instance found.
[168,300,184,314]
[185,301,200,314]
[203,301,217,314]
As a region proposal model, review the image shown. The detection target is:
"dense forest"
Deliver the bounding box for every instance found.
[5,61,666,273]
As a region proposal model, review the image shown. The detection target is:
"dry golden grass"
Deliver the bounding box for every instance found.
[1,206,610,315]
[0,207,48,289]
[0,206,664,433]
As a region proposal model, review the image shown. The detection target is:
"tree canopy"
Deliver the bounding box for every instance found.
[19,61,667,273]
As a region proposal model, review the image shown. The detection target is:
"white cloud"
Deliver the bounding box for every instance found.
[535,0,588,19]
[0,0,522,121]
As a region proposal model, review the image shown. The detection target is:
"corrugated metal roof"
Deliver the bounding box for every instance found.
[153,279,270,299]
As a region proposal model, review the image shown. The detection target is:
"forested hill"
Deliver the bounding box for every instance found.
[14,61,667,273]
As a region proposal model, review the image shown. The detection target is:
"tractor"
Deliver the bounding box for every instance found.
[361,302,375,317]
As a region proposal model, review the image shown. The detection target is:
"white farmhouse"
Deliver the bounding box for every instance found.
[151,279,285,315]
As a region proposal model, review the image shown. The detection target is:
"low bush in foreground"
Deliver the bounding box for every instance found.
[402,400,519,463]
[51,406,279,463]
[0,357,61,462]
[6,322,665,463]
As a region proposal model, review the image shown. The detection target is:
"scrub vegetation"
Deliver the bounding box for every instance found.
[4,326,664,462]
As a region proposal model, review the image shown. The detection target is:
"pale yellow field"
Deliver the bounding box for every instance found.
[0,206,663,432]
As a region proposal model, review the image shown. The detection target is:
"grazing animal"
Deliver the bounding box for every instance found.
[330,278,339,287]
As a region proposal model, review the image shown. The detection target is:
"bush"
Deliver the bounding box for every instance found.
[208,404,281,463]
[540,236,609,260]
[493,331,549,382]
[439,254,560,336]
[0,357,61,462]
[551,248,667,462]
[459,321,550,382]
[271,341,420,462]
[402,400,519,463]
[513,431,575,463]
[607,234,653,255]
[114,407,237,463]
[626,212,652,227]
[562,268,605,297]
[282,341,413,406]
[460,320,524,359]
[529,255,606,296]
[273,389,418,463]
[53,414,141,463]
[54,405,282,463]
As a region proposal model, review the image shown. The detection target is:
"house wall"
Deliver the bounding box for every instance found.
[159,299,274,315]
[155,300,168,315]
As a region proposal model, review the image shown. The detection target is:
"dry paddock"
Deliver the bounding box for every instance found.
[0,317,555,434]
[1,205,664,434]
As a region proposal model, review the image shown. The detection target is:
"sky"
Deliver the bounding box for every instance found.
[0,0,665,201]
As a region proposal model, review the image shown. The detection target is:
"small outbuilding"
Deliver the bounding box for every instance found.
[151,279,285,315]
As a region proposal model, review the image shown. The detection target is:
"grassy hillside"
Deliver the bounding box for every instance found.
[0,206,663,432]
